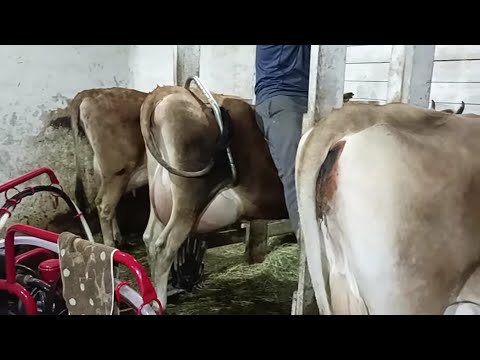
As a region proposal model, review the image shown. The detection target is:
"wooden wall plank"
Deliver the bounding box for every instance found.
[434,45,480,61]
[430,83,480,104]
[345,63,390,82]
[351,98,386,104]
[344,81,388,100]
[432,60,480,83]
[346,45,392,63]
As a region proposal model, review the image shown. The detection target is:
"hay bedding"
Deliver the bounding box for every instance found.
[117,235,299,315]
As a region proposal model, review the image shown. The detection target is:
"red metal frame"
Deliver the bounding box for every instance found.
[15,248,55,266]
[1,224,162,315]
[0,282,38,315]
[0,167,59,194]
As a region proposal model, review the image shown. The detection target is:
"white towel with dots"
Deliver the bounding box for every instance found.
[58,232,118,315]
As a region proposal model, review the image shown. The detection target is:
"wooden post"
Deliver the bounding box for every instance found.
[175,45,200,86]
[386,45,435,108]
[293,45,347,315]
[245,220,269,264]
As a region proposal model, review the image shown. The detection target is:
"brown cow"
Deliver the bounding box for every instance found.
[295,101,480,315]
[139,85,290,308]
[70,87,149,247]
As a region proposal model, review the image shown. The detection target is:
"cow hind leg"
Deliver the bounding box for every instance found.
[112,217,122,244]
[150,212,199,311]
[149,179,213,310]
[143,204,164,263]
[143,153,165,262]
[96,174,130,248]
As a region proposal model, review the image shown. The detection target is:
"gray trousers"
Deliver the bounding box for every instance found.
[255,95,308,236]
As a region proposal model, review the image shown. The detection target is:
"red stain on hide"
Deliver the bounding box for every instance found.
[316,140,346,217]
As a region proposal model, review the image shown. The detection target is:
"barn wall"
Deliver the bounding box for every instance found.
[344,45,480,114]
[128,45,176,91]
[199,45,256,103]
[429,45,480,114]
[195,45,394,106]
[344,45,392,104]
[0,45,131,235]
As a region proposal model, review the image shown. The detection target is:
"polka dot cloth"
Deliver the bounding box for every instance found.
[58,232,118,315]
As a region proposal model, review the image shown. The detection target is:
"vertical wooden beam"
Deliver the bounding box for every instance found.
[245,220,269,264]
[386,45,435,108]
[293,45,347,315]
[175,45,200,86]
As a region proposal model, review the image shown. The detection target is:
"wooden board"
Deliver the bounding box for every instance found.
[345,63,390,82]
[430,82,480,104]
[434,45,480,61]
[268,219,293,237]
[351,98,386,104]
[346,45,392,63]
[432,60,480,83]
[344,81,388,100]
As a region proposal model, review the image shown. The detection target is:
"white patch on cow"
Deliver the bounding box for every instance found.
[60,249,66,257]
[100,251,106,261]
[331,126,408,314]
[455,303,479,315]
[80,283,85,292]
[297,125,405,314]
[86,272,89,279]
[89,298,94,306]
[69,298,76,306]
[63,268,70,277]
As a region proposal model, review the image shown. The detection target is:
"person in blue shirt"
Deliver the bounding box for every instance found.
[254,45,311,237]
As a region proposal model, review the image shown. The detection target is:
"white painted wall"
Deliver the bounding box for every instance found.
[0,45,131,184]
[344,45,480,114]
[128,45,175,91]
[430,45,480,114]
[199,45,256,103]
[344,45,392,104]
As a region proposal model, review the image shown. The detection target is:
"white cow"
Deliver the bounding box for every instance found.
[295,101,480,315]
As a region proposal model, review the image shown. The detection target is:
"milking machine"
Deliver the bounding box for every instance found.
[0,167,161,315]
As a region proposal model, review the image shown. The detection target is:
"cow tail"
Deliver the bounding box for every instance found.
[295,124,333,315]
[139,94,214,178]
[139,96,162,170]
[70,93,89,213]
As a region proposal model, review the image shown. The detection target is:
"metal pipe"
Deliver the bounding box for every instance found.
[184,76,238,185]
[0,167,59,194]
